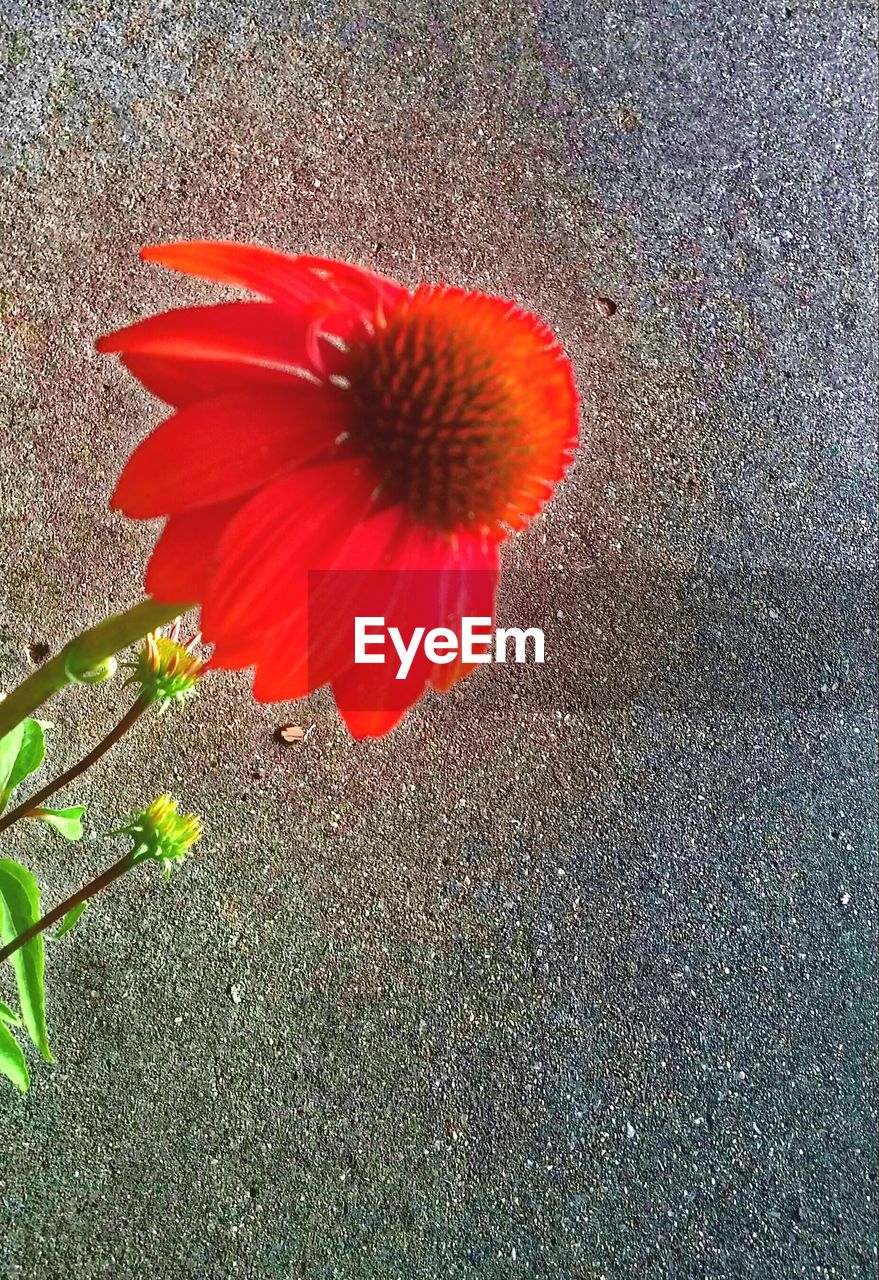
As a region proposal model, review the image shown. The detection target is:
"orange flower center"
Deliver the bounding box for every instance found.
[344,284,570,536]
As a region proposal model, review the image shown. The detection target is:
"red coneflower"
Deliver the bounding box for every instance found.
[98,242,579,738]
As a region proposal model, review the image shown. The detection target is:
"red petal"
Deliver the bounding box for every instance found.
[333,698,411,741]
[142,241,407,313]
[424,532,500,692]
[120,353,305,408]
[330,659,427,740]
[326,523,496,737]
[144,498,244,602]
[97,301,318,372]
[111,387,350,518]
[295,255,408,312]
[201,459,377,644]
[142,242,334,307]
[251,516,500,723]
[331,623,433,737]
[249,505,410,701]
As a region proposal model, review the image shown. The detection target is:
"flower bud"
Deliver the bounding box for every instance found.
[119,794,201,879]
[65,654,118,685]
[125,630,203,711]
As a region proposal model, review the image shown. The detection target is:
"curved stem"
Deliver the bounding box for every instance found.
[0,693,152,836]
[0,599,188,739]
[0,851,135,965]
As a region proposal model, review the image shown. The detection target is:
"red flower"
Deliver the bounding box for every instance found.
[98,242,579,738]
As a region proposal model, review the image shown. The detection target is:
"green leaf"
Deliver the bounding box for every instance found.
[0,722,25,812]
[0,999,21,1026]
[0,719,46,812]
[30,806,85,842]
[0,1020,29,1093]
[0,859,51,1062]
[53,902,87,939]
[6,719,46,794]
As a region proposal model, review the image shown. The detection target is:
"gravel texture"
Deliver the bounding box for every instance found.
[0,2,876,1278]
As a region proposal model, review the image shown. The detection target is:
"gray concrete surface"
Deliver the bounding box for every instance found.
[0,2,876,1277]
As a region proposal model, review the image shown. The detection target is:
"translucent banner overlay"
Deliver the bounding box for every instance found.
[306,567,877,714]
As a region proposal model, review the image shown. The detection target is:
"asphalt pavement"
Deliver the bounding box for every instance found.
[0,3,876,1277]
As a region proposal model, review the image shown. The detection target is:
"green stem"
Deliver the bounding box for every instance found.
[0,599,187,740]
[0,693,152,836]
[0,850,135,966]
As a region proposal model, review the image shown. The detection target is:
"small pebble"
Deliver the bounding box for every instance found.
[595,297,618,318]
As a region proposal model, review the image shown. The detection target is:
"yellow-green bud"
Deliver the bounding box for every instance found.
[120,794,202,879]
[125,632,203,711]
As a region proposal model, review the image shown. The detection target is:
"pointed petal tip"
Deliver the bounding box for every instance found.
[140,242,207,270]
[140,243,179,264]
[335,701,410,741]
[250,683,281,706]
